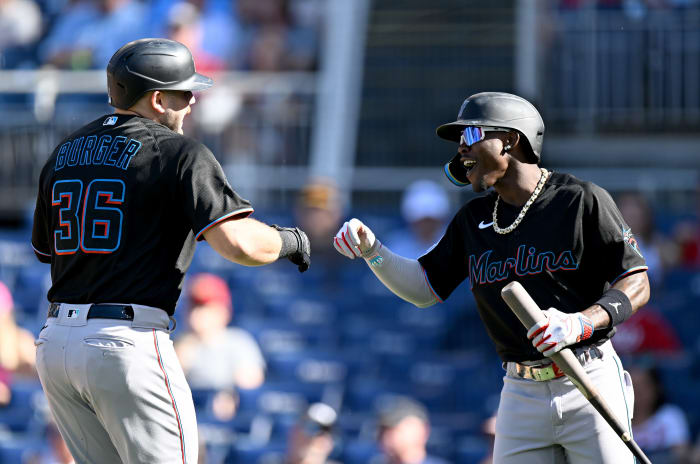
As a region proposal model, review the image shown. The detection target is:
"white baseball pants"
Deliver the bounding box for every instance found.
[35,303,198,464]
[494,341,635,464]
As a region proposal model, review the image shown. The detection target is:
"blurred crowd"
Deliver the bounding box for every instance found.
[0,0,323,71]
[3,178,700,463]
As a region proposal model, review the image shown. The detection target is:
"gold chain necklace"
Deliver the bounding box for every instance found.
[492,168,549,235]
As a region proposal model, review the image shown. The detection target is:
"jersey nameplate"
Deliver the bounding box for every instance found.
[54,135,142,171]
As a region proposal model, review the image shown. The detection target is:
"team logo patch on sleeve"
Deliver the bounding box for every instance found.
[622,226,644,258]
[103,116,118,126]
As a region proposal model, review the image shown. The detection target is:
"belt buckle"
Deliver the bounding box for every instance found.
[532,365,555,381]
[531,362,565,381]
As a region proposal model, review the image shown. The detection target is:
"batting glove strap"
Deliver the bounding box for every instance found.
[273,225,311,273]
[527,308,594,357]
[595,288,633,327]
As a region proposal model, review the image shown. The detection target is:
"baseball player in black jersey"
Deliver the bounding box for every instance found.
[30,38,311,464]
[334,92,650,463]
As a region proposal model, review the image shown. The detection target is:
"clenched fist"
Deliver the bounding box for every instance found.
[332,218,376,259]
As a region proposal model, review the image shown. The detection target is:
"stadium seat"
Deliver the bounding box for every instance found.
[224,440,286,464]
[0,438,41,464]
[455,435,490,464]
[265,350,349,384]
[0,380,45,434]
[236,381,326,416]
[340,439,381,464]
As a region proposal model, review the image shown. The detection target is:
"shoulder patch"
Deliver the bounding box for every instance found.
[622,226,644,258]
[103,116,118,126]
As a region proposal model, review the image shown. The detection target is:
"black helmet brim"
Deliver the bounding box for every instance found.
[167,72,214,92]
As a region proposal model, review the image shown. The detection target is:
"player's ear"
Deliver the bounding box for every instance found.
[151,91,167,114]
[507,131,520,150]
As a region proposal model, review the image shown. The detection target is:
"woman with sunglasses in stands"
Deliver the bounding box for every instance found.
[333,92,650,464]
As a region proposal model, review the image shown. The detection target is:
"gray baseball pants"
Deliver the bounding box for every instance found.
[34,303,198,464]
[494,341,635,463]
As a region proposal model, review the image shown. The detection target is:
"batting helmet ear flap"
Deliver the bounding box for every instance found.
[444,154,470,187]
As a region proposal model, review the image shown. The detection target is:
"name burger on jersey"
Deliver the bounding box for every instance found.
[54,134,142,171]
[468,244,578,288]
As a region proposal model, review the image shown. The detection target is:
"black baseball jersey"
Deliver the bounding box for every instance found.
[31,114,253,314]
[418,172,648,362]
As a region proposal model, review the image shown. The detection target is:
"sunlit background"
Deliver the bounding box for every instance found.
[1,0,700,463]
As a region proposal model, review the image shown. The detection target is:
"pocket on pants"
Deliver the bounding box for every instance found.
[34,324,50,346]
[83,336,134,349]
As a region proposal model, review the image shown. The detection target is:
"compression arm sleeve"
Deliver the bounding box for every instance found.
[361,240,438,308]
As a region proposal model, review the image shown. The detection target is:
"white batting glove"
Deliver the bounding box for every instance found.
[527,307,594,357]
[333,218,376,259]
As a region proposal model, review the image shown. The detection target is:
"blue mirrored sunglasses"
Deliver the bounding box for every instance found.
[460,126,512,147]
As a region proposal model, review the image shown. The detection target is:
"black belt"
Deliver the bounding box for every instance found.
[48,303,134,321]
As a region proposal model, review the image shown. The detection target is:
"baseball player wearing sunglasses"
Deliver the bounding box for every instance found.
[334,92,649,464]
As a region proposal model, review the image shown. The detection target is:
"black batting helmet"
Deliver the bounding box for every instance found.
[436,92,545,186]
[107,38,213,110]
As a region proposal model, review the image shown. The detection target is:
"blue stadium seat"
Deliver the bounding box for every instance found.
[265,350,349,384]
[340,439,381,464]
[0,438,41,464]
[236,381,326,416]
[455,435,490,464]
[224,440,286,464]
[241,319,339,356]
[0,380,45,433]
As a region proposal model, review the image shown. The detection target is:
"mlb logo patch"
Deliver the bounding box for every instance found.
[67,309,80,318]
[103,116,118,126]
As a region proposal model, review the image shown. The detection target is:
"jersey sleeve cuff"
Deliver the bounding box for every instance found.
[610,265,648,285]
[194,207,254,241]
[31,243,51,257]
[421,265,443,303]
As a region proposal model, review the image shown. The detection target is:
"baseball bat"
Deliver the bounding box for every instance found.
[501,281,651,464]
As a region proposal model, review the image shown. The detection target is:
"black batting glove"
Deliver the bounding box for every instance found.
[272,225,311,273]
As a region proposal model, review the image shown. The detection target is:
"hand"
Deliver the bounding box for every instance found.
[527,307,594,357]
[333,218,376,259]
[272,225,310,272]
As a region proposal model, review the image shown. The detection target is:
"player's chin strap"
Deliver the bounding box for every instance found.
[360,240,438,308]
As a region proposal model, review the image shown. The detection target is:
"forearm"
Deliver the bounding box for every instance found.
[361,241,438,308]
[582,271,650,329]
[203,217,282,266]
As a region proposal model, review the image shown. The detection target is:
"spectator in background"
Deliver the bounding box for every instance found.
[157,0,240,70]
[385,180,450,259]
[672,180,700,269]
[0,280,37,380]
[372,396,449,464]
[612,306,683,357]
[283,402,340,464]
[0,365,10,406]
[234,0,318,71]
[40,0,147,69]
[295,179,345,289]
[0,0,42,68]
[629,362,691,463]
[28,419,75,464]
[616,191,673,287]
[175,272,266,420]
[478,414,496,464]
[166,2,226,73]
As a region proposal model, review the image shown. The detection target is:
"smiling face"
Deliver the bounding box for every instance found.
[458,129,512,192]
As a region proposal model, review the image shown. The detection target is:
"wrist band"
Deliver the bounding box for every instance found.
[362,240,384,267]
[277,229,299,258]
[595,288,633,327]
